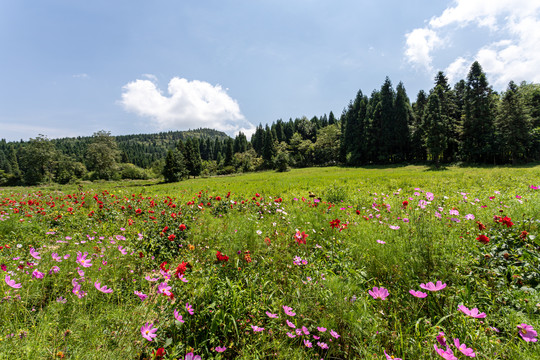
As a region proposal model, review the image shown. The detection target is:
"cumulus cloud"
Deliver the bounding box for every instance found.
[405,0,540,87]
[120,76,255,136]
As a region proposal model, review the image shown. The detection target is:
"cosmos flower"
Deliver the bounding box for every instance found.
[409,290,428,298]
[419,281,446,291]
[458,305,486,319]
[141,322,157,341]
[517,323,538,342]
[368,286,389,300]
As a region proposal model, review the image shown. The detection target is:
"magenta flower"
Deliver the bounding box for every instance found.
[318,342,329,349]
[186,302,194,315]
[134,290,147,301]
[384,350,402,360]
[420,281,446,291]
[157,282,172,296]
[215,346,226,353]
[283,305,296,316]
[433,344,458,360]
[72,283,86,298]
[368,286,389,300]
[317,326,327,332]
[266,311,278,318]
[173,309,185,323]
[409,290,428,298]
[458,305,486,319]
[184,352,201,360]
[48,266,60,275]
[517,323,538,342]
[302,326,309,335]
[436,332,447,347]
[76,252,92,268]
[32,269,44,279]
[94,281,113,293]
[251,325,265,332]
[145,275,158,282]
[286,319,296,328]
[330,329,340,339]
[5,275,21,289]
[118,245,127,255]
[1,264,6,271]
[29,248,41,260]
[286,332,296,338]
[141,322,157,341]
[454,338,476,357]
[303,339,312,348]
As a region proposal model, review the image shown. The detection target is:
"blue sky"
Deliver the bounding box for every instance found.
[1,0,539,141]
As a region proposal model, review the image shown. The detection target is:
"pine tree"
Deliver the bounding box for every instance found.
[423,86,448,168]
[224,138,234,167]
[262,125,276,168]
[462,61,496,163]
[379,77,396,163]
[393,82,412,162]
[411,90,428,162]
[434,72,459,163]
[163,149,187,182]
[496,81,530,164]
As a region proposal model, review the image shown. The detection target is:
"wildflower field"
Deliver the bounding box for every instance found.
[1,165,540,360]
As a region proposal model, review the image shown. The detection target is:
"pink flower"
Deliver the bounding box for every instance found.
[317,327,327,332]
[286,320,296,328]
[215,346,226,353]
[145,275,158,282]
[318,342,329,349]
[384,350,402,360]
[134,291,147,301]
[251,325,264,332]
[377,240,386,244]
[409,290,428,298]
[32,269,44,279]
[286,332,296,338]
[72,283,86,298]
[303,339,312,348]
[174,309,185,323]
[454,338,476,357]
[266,311,278,318]
[29,248,41,260]
[436,332,447,347]
[157,282,172,296]
[419,281,446,291]
[94,281,113,293]
[330,329,340,339]
[186,302,194,315]
[141,322,157,341]
[184,352,201,360]
[458,305,486,319]
[283,305,296,316]
[368,286,389,300]
[517,323,538,342]
[76,252,92,268]
[5,275,21,288]
[302,326,309,335]
[433,344,458,360]
[118,245,127,255]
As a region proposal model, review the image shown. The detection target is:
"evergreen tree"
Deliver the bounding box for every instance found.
[379,77,396,163]
[184,138,202,177]
[411,90,428,162]
[262,125,276,168]
[328,111,336,125]
[224,138,234,167]
[275,119,285,143]
[251,124,265,155]
[496,81,530,164]
[213,138,222,161]
[393,82,412,162]
[162,149,188,183]
[461,61,496,163]
[434,72,459,163]
[283,119,295,143]
[423,86,448,168]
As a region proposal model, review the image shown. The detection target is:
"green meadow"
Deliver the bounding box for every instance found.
[1,166,539,359]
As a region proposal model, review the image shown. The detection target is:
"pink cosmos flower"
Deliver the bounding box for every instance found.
[433,344,458,360]
[303,339,312,348]
[384,350,402,360]
[141,322,157,341]
[283,305,296,316]
[286,332,296,338]
[436,332,447,347]
[134,290,147,301]
[178,274,188,283]
[409,290,428,298]
[145,275,158,282]
[72,283,86,298]
[458,305,486,319]
[48,266,60,275]
[5,275,21,288]
[186,302,194,315]
[94,281,113,293]
[184,352,201,360]
[420,281,446,291]
[517,323,538,342]
[118,246,127,255]
[302,326,309,335]
[29,248,41,260]
[295,329,302,336]
[317,327,327,332]
[157,282,172,296]
[377,240,386,244]
[174,309,185,323]
[76,252,92,268]
[286,320,296,328]
[318,342,329,349]
[32,270,44,279]
[330,329,340,339]
[251,325,264,332]
[215,346,226,353]
[368,286,389,300]
[266,311,278,318]
[454,338,475,357]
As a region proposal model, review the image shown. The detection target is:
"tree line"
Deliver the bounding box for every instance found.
[1,61,540,186]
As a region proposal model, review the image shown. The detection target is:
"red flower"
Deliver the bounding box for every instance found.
[135,208,142,215]
[329,219,341,229]
[477,221,486,231]
[216,251,229,262]
[168,234,176,241]
[501,216,514,228]
[356,210,361,215]
[139,252,144,258]
[162,226,168,233]
[153,348,166,358]
[294,231,308,244]
[175,261,187,277]
[215,196,221,201]
[179,224,187,231]
[402,200,408,208]
[160,262,169,272]
[476,234,490,244]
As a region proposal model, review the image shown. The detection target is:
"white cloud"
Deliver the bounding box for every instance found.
[72,73,89,79]
[405,0,540,87]
[120,76,255,137]
[404,28,442,72]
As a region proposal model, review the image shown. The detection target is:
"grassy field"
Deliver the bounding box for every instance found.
[1,165,540,359]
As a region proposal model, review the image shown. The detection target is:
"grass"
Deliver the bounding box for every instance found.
[0,165,540,359]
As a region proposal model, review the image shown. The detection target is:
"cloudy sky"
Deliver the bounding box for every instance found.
[1,0,539,141]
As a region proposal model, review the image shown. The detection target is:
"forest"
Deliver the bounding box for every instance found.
[1,61,539,186]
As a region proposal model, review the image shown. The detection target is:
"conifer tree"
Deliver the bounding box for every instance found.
[393,82,412,162]
[411,90,428,162]
[423,86,448,168]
